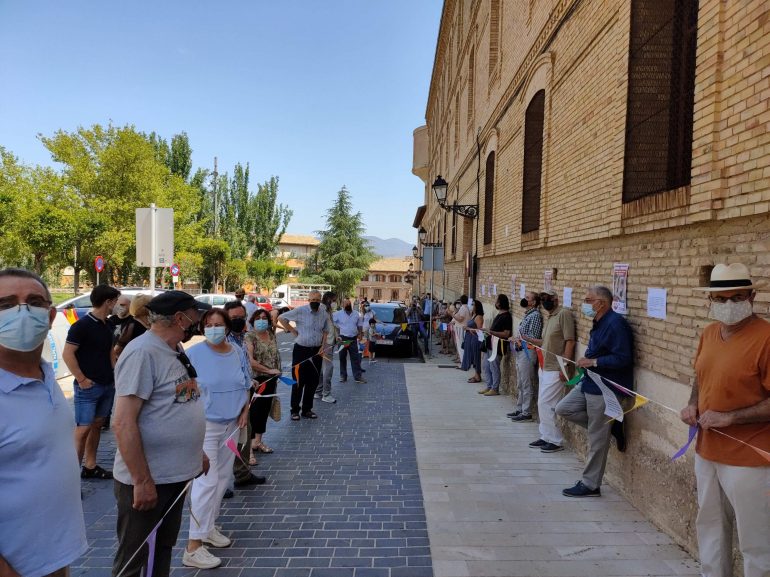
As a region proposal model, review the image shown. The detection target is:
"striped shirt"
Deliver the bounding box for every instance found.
[279,304,332,348]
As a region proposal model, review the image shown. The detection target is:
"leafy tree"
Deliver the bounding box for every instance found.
[247,259,290,292]
[197,238,230,292]
[313,186,376,298]
[169,132,193,181]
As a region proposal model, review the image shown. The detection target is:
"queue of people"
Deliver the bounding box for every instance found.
[0,264,768,577]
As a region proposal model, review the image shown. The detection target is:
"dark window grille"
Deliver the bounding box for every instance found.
[622,0,698,203]
[522,91,545,234]
[484,151,495,245]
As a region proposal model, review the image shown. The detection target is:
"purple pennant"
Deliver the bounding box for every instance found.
[671,424,698,461]
[145,528,157,577]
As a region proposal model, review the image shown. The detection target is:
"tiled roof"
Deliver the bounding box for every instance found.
[279,234,320,246]
[369,257,415,273]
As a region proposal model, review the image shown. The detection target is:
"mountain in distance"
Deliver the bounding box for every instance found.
[364,236,414,258]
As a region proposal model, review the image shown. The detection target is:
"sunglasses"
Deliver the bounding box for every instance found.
[176,352,198,379]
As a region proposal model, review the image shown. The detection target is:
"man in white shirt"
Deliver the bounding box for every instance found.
[334,298,366,384]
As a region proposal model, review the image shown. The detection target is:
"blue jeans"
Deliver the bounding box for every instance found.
[482,352,501,391]
[339,336,364,380]
[73,380,115,426]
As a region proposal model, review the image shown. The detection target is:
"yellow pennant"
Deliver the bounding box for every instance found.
[401,323,407,330]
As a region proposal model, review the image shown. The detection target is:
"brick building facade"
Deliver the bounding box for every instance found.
[411,0,770,563]
[357,257,415,303]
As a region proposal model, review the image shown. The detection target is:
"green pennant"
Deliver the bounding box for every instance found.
[566,368,585,387]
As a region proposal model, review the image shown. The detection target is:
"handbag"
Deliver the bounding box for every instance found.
[270,396,282,421]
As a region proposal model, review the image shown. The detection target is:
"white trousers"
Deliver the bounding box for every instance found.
[189,419,238,540]
[694,454,770,577]
[537,369,564,445]
[453,324,465,363]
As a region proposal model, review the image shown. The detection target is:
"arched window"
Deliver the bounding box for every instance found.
[389,275,402,283]
[483,151,495,245]
[522,90,545,234]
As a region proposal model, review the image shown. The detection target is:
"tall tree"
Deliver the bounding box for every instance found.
[169,132,193,181]
[313,186,376,298]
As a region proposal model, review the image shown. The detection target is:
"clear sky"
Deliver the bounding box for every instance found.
[0,1,441,243]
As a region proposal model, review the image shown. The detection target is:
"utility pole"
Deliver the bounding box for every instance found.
[212,157,219,293]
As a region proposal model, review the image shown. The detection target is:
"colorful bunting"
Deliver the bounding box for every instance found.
[671,424,698,461]
[279,376,297,386]
[145,529,157,577]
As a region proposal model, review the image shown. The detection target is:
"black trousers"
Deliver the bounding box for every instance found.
[250,375,277,435]
[291,343,322,414]
[112,480,188,577]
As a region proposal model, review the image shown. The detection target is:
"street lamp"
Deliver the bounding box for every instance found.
[432,175,478,219]
[418,227,427,243]
[412,245,420,259]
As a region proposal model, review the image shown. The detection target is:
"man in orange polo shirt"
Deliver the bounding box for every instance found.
[680,263,770,577]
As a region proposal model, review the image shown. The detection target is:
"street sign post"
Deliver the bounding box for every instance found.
[94,255,104,285]
[170,263,180,287]
[136,205,174,295]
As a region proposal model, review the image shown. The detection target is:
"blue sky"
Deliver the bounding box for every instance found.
[0,1,441,243]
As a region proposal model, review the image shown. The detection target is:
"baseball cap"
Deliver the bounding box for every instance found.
[146,290,212,315]
[541,289,557,297]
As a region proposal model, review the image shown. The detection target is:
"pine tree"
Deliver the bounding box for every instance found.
[314,186,376,298]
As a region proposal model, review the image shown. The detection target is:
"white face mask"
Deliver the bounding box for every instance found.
[114,304,128,317]
[710,300,753,326]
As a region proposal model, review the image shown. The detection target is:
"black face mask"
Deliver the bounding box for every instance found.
[181,322,198,343]
[309,302,320,312]
[344,305,353,313]
[520,298,529,308]
[542,300,556,311]
[230,317,247,333]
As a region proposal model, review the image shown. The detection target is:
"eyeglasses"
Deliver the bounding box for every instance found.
[0,299,52,313]
[709,294,751,304]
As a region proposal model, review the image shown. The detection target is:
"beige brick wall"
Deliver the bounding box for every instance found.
[416,0,770,565]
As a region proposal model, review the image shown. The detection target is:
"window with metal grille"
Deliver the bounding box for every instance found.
[489,0,500,74]
[391,289,400,301]
[622,0,698,203]
[522,90,545,234]
[483,151,495,245]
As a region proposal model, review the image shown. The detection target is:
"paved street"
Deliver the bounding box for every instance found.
[69,336,698,577]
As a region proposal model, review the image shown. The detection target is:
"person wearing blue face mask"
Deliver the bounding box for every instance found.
[245,309,283,462]
[183,309,252,569]
[556,285,634,498]
[0,268,88,577]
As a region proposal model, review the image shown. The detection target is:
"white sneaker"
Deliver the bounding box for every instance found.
[202,526,231,548]
[183,545,222,569]
[370,359,377,363]
[321,395,337,404]
[313,392,322,399]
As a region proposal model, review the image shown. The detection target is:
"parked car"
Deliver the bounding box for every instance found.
[270,297,291,315]
[194,293,237,309]
[367,302,414,357]
[253,295,273,311]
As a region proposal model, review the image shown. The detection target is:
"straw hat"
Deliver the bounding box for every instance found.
[698,263,766,292]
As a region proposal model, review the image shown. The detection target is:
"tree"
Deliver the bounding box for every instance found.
[313,186,376,298]
[169,132,193,181]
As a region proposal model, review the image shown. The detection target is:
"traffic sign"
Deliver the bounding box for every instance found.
[94,256,105,273]
[170,263,180,276]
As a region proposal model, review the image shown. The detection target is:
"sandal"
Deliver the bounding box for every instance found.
[254,442,274,454]
[301,411,318,419]
[249,452,258,466]
[467,377,481,383]
[291,413,300,421]
[81,465,113,479]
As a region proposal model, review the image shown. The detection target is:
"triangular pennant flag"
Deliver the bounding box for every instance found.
[556,356,570,380]
[565,368,585,387]
[401,323,408,331]
[671,424,698,461]
[145,528,157,577]
[293,363,300,383]
[587,370,624,421]
[487,336,499,362]
[629,394,649,411]
[279,375,297,386]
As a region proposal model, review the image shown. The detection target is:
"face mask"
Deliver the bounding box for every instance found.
[179,313,198,342]
[710,300,753,326]
[365,306,371,312]
[0,305,51,352]
[344,305,353,313]
[330,302,338,311]
[204,326,227,345]
[230,317,246,333]
[581,303,597,318]
[542,300,555,311]
[114,304,128,317]
[519,298,529,309]
[254,319,269,332]
[309,302,320,312]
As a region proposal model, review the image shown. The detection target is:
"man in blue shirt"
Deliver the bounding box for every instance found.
[0,268,87,577]
[556,285,634,497]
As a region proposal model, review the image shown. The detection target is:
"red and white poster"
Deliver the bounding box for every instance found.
[612,263,629,314]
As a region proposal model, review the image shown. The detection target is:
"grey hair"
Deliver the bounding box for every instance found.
[148,311,176,327]
[589,285,614,303]
[0,268,52,300]
[309,290,322,298]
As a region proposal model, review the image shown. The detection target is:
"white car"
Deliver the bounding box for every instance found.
[194,293,238,309]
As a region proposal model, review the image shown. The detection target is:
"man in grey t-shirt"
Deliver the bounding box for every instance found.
[111,291,211,577]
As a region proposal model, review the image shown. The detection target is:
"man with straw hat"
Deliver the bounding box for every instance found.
[681,263,770,577]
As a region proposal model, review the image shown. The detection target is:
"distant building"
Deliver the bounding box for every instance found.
[276,234,320,282]
[357,258,415,302]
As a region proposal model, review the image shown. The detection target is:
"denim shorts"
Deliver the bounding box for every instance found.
[73,381,115,425]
